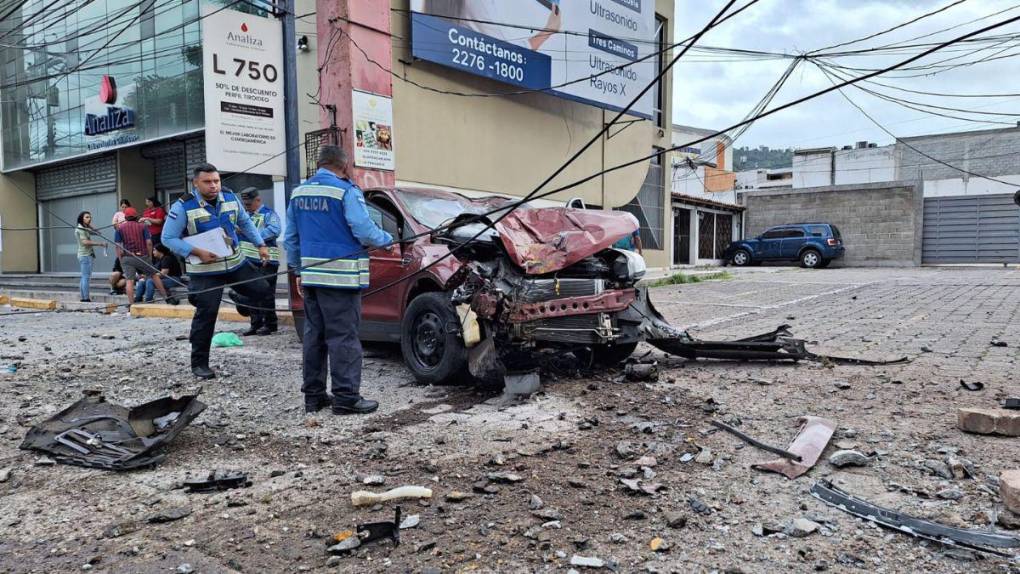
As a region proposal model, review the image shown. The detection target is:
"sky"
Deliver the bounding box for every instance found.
[672,0,1020,150]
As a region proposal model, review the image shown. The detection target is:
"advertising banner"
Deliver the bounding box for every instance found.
[83,75,139,152]
[353,90,395,171]
[409,0,658,119]
[202,7,286,175]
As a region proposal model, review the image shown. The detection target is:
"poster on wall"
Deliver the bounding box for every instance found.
[352,90,395,171]
[83,75,139,151]
[409,0,658,119]
[202,7,286,176]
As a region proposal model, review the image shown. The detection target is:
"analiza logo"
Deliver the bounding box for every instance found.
[227,21,262,47]
[85,75,135,136]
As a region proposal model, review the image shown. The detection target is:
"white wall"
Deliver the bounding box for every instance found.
[793,152,832,188]
[835,146,897,186]
[923,174,1020,198]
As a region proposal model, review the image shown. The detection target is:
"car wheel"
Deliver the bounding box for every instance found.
[800,249,822,269]
[401,292,468,385]
[818,259,831,268]
[731,249,752,267]
[592,342,639,366]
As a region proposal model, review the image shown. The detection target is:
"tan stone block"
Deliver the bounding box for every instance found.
[958,408,998,434]
[10,297,56,310]
[1001,470,1020,515]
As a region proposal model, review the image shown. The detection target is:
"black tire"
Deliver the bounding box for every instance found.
[818,259,831,269]
[800,249,822,269]
[731,249,752,267]
[593,342,638,366]
[401,292,468,385]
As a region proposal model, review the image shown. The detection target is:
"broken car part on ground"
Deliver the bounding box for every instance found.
[811,480,1020,557]
[752,417,836,480]
[20,392,205,471]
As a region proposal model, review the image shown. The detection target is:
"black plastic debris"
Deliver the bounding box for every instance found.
[960,381,985,392]
[20,392,205,471]
[1004,398,1020,410]
[328,507,401,554]
[184,470,252,493]
[811,480,1019,557]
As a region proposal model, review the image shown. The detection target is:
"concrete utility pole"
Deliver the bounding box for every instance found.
[315,0,394,189]
[280,0,301,202]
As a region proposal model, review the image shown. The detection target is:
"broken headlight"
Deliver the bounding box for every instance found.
[610,248,646,283]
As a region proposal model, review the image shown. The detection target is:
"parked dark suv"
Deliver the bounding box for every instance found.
[723,223,845,268]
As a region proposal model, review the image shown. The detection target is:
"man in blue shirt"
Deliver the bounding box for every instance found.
[162,163,275,380]
[284,145,392,415]
[238,187,283,336]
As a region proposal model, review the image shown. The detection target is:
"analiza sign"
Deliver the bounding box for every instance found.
[85,76,135,136]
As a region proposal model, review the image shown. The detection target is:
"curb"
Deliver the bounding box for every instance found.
[130,303,296,326]
[10,296,57,310]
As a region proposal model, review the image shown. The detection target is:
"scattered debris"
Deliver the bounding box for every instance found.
[811,480,1020,556]
[570,555,605,569]
[711,420,802,462]
[664,511,686,529]
[625,363,659,382]
[991,340,1009,347]
[184,471,251,493]
[957,408,1020,437]
[504,370,541,396]
[328,507,402,554]
[399,514,420,530]
[689,498,711,515]
[1004,398,1020,410]
[828,450,872,468]
[529,494,544,510]
[694,447,714,465]
[936,487,964,501]
[351,486,433,507]
[361,475,385,486]
[788,518,820,538]
[947,456,975,479]
[147,507,192,524]
[960,381,985,391]
[752,416,836,479]
[19,392,205,471]
[487,472,524,483]
[1001,470,1020,515]
[445,491,473,502]
[649,536,669,552]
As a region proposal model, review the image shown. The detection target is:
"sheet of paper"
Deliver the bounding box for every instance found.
[183,228,233,265]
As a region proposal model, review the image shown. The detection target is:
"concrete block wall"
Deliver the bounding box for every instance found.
[897,127,1020,182]
[743,180,922,267]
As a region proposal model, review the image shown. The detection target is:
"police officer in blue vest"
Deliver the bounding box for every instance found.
[284,145,392,415]
[162,163,275,380]
[238,187,282,336]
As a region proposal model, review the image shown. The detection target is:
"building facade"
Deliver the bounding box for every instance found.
[0,0,322,274]
[669,124,740,265]
[1,0,676,274]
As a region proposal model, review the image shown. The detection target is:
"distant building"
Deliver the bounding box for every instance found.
[669,124,742,265]
[736,167,793,191]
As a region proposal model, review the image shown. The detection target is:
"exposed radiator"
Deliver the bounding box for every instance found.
[517,278,604,303]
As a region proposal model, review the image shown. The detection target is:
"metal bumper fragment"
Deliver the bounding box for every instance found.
[811,480,1019,557]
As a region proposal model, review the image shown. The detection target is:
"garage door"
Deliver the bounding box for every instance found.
[922,194,1019,264]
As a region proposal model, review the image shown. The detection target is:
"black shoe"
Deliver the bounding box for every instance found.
[242,326,260,336]
[305,395,331,413]
[166,296,180,306]
[80,298,91,303]
[256,326,275,336]
[192,365,216,379]
[332,398,379,415]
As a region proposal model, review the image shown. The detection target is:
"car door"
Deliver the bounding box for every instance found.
[360,203,406,340]
[780,228,807,259]
[756,228,786,260]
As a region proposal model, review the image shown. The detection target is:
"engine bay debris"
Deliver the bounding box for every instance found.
[811,480,1020,557]
[20,392,205,471]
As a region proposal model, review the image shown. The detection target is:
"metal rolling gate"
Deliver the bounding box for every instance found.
[922,193,1019,264]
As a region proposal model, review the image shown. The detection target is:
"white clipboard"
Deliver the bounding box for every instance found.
[183,228,233,265]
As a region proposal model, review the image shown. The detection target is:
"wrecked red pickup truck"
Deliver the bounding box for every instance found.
[288,187,903,385]
[288,186,650,383]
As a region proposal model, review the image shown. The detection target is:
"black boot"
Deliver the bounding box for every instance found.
[192,365,216,379]
[332,398,379,415]
[305,395,331,413]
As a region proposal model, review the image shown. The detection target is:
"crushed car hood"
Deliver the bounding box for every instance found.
[494,208,639,275]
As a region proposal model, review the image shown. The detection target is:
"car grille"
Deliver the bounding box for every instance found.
[517,278,604,303]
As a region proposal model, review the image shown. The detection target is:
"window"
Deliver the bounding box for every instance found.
[783,229,805,238]
[807,226,827,237]
[761,229,786,240]
[653,15,667,128]
[619,147,665,250]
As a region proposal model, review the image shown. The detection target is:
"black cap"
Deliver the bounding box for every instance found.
[240,187,260,201]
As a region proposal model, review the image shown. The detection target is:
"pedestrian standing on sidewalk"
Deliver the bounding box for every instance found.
[161,163,273,380]
[109,199,131,295]
[140,196,166,246]
[238,187,282,336]
[114,207,152,306]
[75,211,107,303]
[284,145,392,415]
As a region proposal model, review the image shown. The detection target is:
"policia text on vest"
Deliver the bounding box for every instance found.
[161,163,275,380]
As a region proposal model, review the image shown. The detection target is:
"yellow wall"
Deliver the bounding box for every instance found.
[389,0,674,269]
[0,172,38,272]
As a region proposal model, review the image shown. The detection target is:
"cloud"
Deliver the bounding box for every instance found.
[671,0,1020,150]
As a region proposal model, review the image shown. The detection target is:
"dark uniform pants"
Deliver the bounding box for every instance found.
[187,262,274,368]
[249,264,279,330]
[301,286,363,405]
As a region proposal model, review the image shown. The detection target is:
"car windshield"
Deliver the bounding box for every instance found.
[397,191,518,229]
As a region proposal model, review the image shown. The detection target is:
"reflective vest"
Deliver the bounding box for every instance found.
[289,175,369,290]
[238,205,280,265]
[177,190,246,275]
